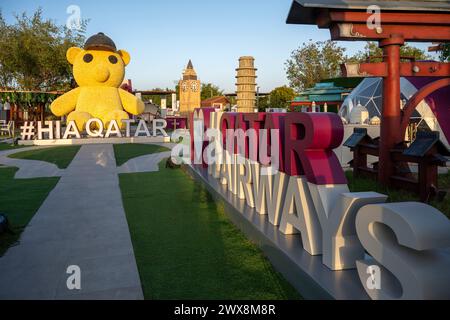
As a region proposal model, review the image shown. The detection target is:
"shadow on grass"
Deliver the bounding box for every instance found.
[113,143,170,166]
[119,159,301,300]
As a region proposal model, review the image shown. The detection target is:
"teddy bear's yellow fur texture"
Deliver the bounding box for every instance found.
[50,46,144,130]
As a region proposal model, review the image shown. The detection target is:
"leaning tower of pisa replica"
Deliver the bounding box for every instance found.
[235,56,257,113]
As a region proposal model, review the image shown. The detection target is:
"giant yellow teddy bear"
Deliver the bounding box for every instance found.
[50,32,144,130]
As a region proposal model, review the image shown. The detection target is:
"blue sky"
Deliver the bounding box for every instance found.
[1,0,436,92]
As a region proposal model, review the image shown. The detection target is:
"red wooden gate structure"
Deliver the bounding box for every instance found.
[287,0,450,198]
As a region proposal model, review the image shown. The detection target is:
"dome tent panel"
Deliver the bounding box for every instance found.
[340,77,449,147]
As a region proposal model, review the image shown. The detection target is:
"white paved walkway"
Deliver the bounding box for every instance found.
[0,144,172,299]
[0,146,63,178]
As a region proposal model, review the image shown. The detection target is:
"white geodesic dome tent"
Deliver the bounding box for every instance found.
[339,77,447,146]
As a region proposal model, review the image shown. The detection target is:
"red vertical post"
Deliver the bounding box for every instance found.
[378,35,404,185]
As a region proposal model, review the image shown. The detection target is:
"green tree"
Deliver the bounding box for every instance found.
[257,95,269,112]
[285,40,347,92]
[266,86,296,110]
[201,83,223,100]
[440,43,450,62]
[175,83,180,101]
[348,42,431,63]
[0,8,87,91]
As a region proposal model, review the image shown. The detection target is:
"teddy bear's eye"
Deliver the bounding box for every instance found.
[83,54,93,63]
[108,55,118,64]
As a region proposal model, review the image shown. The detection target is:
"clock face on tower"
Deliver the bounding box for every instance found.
[182,83,188,92]
[191,82,198,92]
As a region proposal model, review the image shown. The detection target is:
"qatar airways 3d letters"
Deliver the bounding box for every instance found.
[182,108,450,300]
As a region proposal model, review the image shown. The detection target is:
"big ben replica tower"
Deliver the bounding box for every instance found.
[179,60,201,115]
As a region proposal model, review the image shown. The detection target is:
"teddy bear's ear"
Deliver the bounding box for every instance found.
[66,47,82,65]
[118,50,131,66]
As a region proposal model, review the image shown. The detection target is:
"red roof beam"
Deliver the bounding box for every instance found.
[342,61,450,78]
[327,11,450,26]
[341,62,387,77]
[330,23,450,42]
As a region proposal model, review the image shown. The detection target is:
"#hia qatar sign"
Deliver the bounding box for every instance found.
[174,107,450,300]
[19,118,168,140]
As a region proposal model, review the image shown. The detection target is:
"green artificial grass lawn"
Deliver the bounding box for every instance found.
[346,171,450,218]
[0,167,59,256]
[8,146,81,169]
[113,143,170,166]
[119,160,301,300]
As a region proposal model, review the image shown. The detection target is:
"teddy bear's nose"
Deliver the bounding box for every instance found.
[94,66,110,83]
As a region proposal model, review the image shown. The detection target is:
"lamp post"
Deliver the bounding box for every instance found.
[256,86,260,112]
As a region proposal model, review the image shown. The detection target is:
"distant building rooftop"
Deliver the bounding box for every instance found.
[133,90,176,95]
[292,82,352,104]
[321,77,363,89]
[201,96,231,110]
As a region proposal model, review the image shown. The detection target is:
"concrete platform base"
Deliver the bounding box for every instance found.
[19,136,170,146]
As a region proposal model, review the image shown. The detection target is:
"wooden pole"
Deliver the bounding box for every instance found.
[378,35,404,185]
[40,103,44,122]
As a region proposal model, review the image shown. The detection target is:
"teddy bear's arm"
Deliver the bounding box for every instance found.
[119,88,145,115]
[50,87,81,116]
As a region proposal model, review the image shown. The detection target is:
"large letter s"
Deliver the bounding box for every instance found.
[355,202,450,299]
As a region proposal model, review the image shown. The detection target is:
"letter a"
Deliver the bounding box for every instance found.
[66,265,81,290]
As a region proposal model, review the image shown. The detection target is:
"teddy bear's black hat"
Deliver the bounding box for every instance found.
[84,32,117,52]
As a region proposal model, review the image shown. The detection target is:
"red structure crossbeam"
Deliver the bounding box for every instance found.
[330,23,450,42]
[324,11,450,26]
[342,61,450,78]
